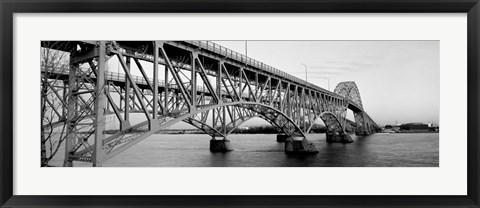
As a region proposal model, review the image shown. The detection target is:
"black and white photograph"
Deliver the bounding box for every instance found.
[41,40,439,167]
[3,1,478,207]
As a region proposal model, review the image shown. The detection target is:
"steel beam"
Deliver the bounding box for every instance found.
[93,41,107,167]
[191,51,197,110]
[153,41,159,119]
[125,56,131,122]
[63,54,77,167]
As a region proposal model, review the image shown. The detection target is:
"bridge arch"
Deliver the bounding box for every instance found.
[303,112,343,135]
[318,112,344,133]
[103,101,303,141]
[183,117,224,137]
[334,81,363,109]
[220,113,287,136]
[334,81,379,134]
[102,101,308,149]
[180,103,306,138]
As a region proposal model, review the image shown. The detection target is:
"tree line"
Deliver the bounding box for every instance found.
[232,123,328,134]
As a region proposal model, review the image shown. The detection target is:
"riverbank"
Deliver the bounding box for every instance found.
[108,128,438,135]
[383,129,439,133]
[153,130,328,134]
[152,125,329,134]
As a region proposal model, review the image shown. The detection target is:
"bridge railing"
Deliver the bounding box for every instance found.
[186,41,301,83]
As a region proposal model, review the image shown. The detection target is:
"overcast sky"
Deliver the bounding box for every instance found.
[213,41,439,126]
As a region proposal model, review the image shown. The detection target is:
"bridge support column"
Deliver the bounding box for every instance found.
[356,126,373,135]
[92,41,107,167]
[326,132,353,143]
[210,137,233,153]
[276,134,288,142]
[285,137,318,155]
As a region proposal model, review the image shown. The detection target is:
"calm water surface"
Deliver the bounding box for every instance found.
[101,133,438,167]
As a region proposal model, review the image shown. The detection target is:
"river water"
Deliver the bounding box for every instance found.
[100,133,438,167]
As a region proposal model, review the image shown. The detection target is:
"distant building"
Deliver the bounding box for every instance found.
[399,123,429,130]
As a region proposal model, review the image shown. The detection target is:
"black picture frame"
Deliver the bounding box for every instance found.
[1,0,479,207]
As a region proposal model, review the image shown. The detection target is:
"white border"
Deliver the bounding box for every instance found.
[14,13,467,195]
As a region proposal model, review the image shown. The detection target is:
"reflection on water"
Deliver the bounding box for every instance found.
[100,133,438,167]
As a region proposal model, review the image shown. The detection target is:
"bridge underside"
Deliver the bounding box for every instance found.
[41,41,380,166]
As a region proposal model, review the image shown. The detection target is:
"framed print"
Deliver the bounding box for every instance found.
[1,0,479,207]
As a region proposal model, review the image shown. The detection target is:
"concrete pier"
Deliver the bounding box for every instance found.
[356,130,373,136]
[276,134,288,142]
[285,137,318,155]
[210,138,233,152]
[326,132,353,143]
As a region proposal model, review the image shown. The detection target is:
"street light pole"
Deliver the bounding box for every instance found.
[245,41,247,57]
[300,63,307,82]
[320,76,330,91]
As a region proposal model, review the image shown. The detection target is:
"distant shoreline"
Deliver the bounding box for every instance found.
[154,131,285,135]
[105,129,439,135]
[382,130,439,134]
[154,130,439,135]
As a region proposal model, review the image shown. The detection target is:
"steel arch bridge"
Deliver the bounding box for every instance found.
[41,41,380,166]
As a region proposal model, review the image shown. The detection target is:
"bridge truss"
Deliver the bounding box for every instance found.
[41,41,380,166]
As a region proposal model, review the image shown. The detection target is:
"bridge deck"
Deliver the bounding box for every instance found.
[45,41,343,100]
